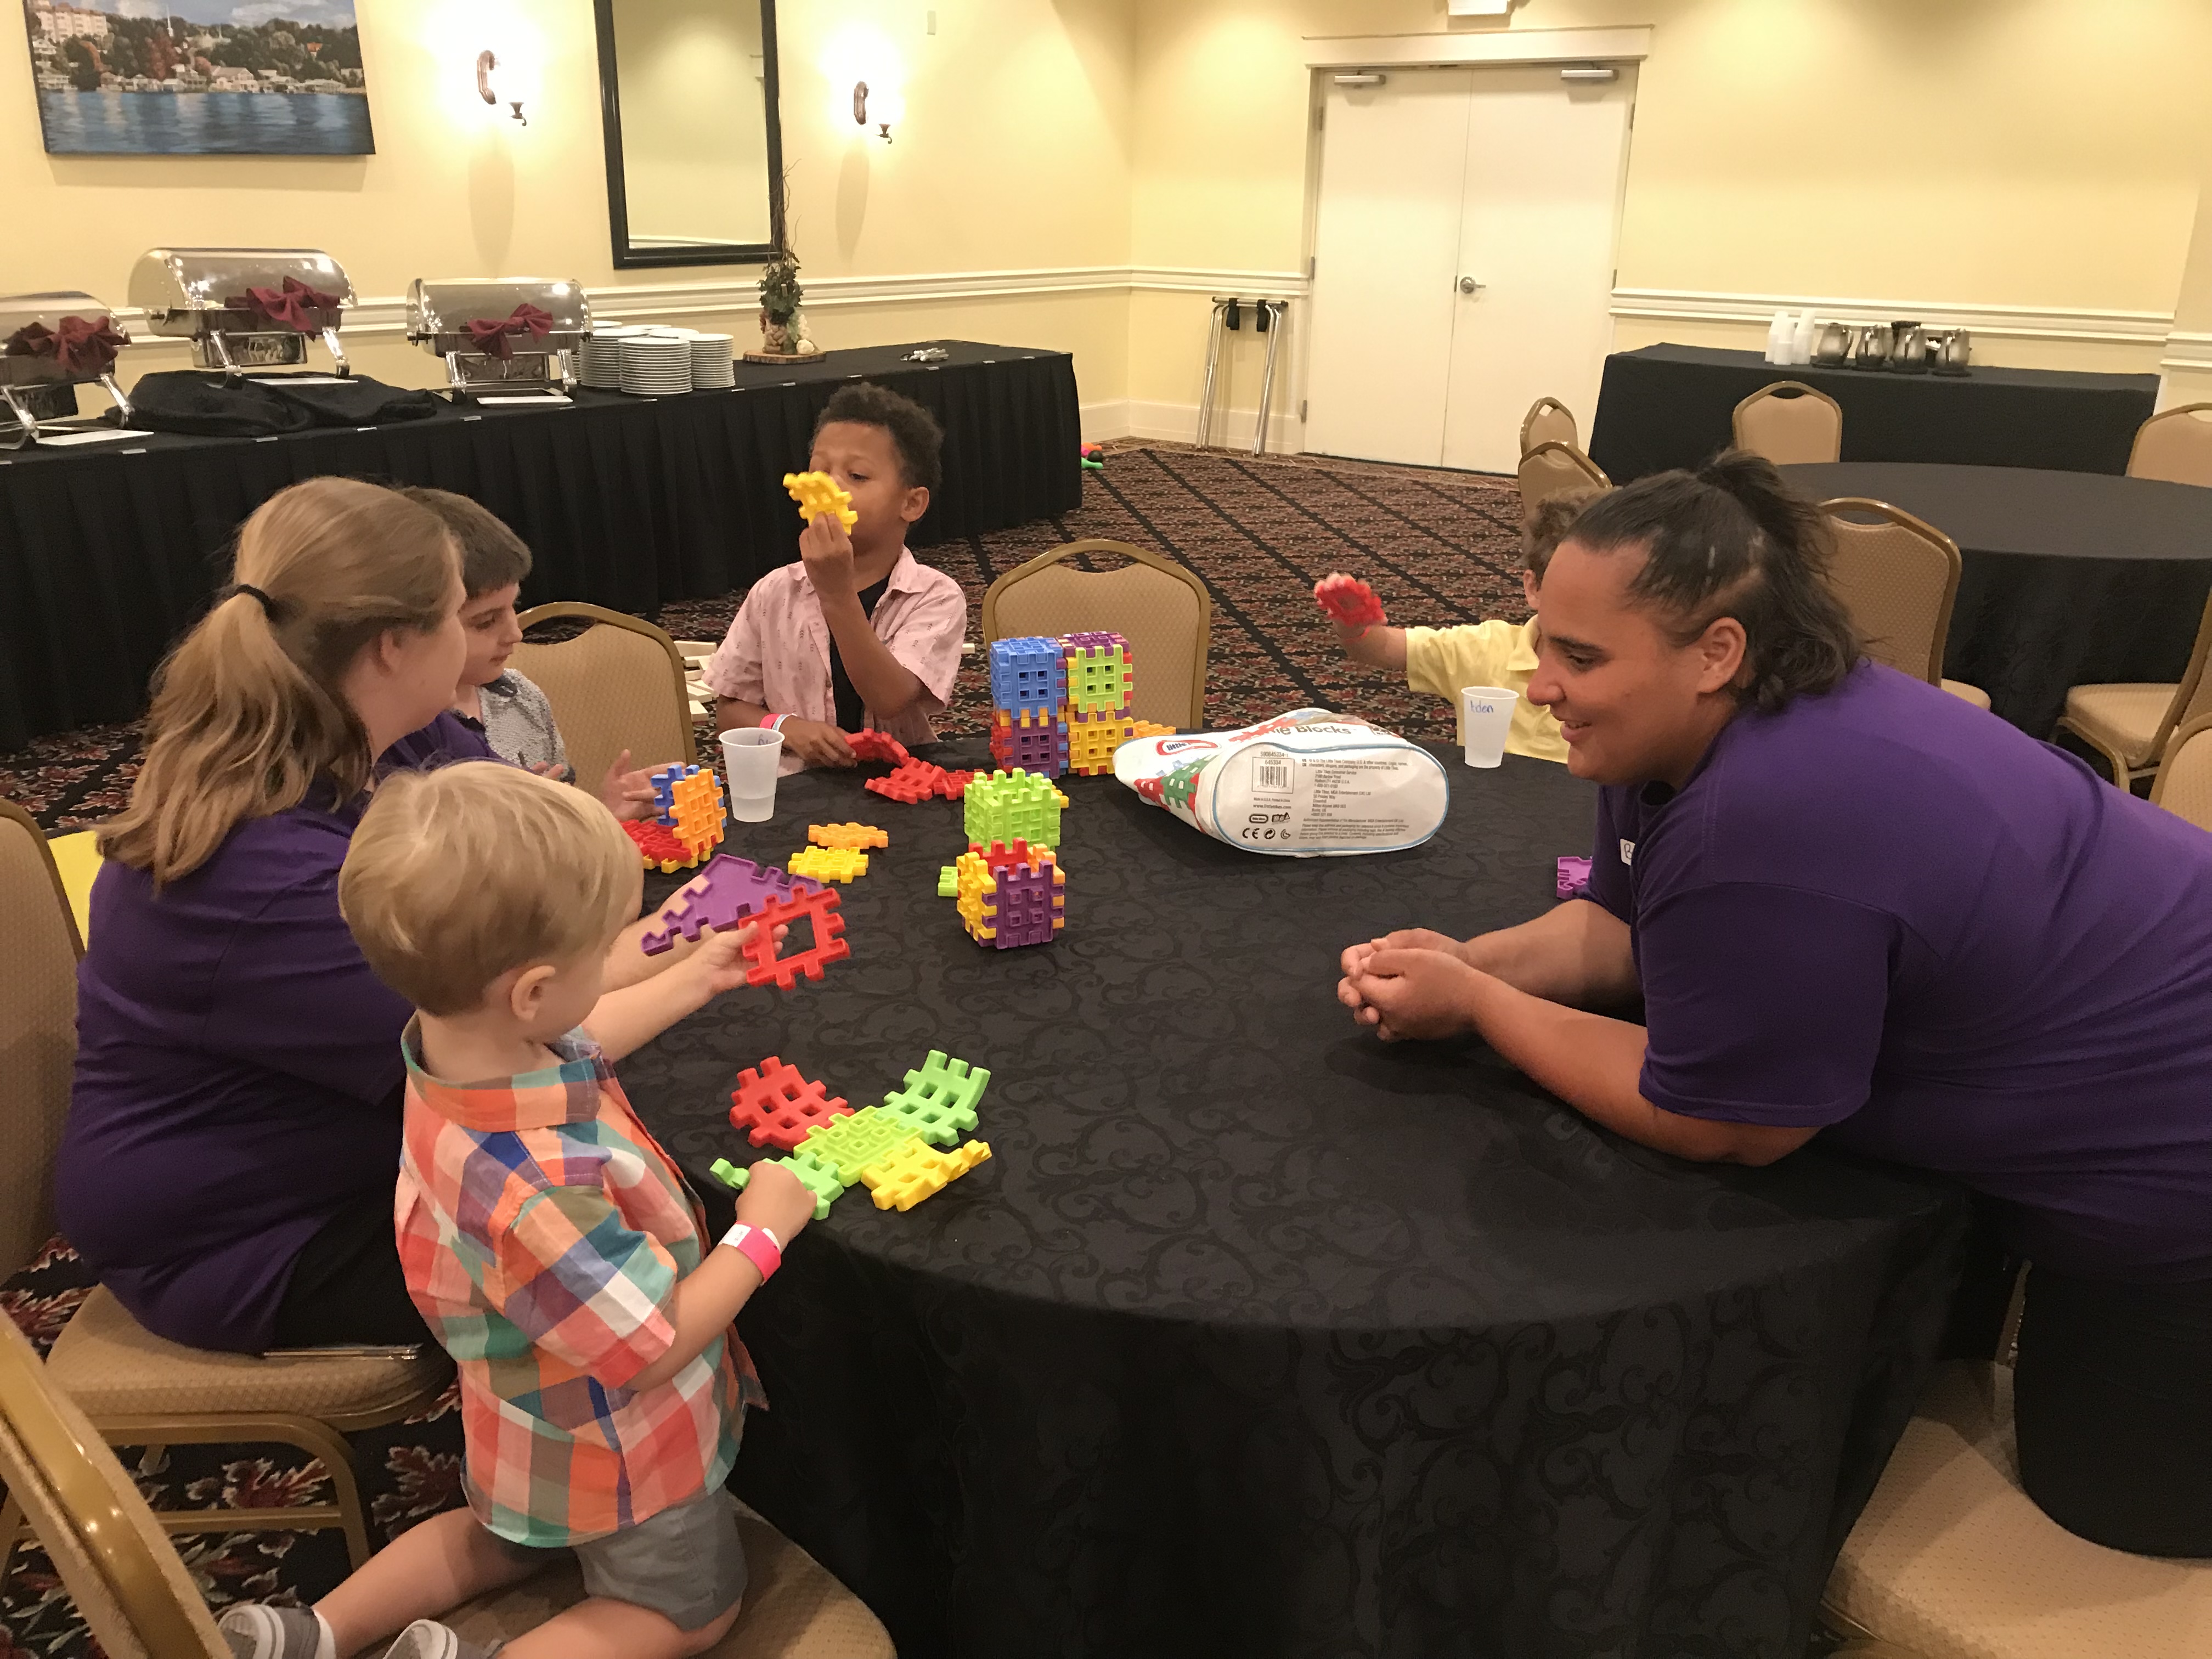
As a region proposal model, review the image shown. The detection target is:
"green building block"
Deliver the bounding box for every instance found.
[710,1153,844,1220]
[963,768,1065,851]
[938,864,958,898]
[792,1105,919,1186]
[880,1049,991,1146]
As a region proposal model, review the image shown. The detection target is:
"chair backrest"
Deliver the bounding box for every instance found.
[509,605,696,790]
[0,1314,228,1658]
[2128,403,2212,486]
[1733,381,1844,466]
[2151,715,2212,832]
[981,540,1211,728]
[1516,442,1611,531]
[1819,498,1962,684]
[0,798,81,1284]
[1519,397,1578,455]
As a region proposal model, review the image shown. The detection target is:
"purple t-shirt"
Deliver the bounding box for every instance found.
[58,713,493,1352]
[1584,664,2212,1283]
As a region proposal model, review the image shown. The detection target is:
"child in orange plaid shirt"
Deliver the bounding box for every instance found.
[219,763,817,1659]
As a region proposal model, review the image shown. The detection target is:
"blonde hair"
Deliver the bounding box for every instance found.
[338,763,639,1017]
[100,478,460,886]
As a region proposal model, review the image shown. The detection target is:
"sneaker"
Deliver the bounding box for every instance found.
[383,1620,500,1659]
[217,1604,334,1659]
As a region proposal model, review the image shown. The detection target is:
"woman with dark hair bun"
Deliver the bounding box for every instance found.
[1338,450,2212,1558]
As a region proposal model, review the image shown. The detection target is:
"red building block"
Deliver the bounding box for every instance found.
[1313,573,1386,631]
[742,887,853,990]
[864,759,948,803]
[729,1056,852,1150]
[938,769,974,799]
[847,729,911,765]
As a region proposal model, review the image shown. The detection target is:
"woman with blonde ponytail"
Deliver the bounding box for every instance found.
[58,477,494,1353]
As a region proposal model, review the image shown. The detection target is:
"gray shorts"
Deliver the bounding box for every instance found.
[490,1488,748,1632]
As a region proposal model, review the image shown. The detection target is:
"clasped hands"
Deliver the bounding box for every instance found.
[1338,928,1492,1042]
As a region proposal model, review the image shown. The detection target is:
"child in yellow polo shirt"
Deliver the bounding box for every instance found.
[1317,491,1595,765]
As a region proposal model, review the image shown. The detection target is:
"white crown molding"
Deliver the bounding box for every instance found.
[1302,25,1651,68]
[1613,287,2173,345]
[2161,329,2212,372]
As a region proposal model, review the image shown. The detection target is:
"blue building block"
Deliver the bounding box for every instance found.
[989,636,1067,717]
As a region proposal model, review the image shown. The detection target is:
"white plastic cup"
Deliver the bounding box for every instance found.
[720,728,783,822]
[1460,686,1520,769]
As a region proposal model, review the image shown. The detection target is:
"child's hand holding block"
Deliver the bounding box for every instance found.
[1314,573,1386,634]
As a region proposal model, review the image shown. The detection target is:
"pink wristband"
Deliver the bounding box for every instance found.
[720,1222,782,1282]
[759,713,792,732]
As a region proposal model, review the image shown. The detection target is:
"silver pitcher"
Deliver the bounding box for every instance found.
[1892,323,1930,374]
[1813,321,1852,365]
[1853,323,1894,370]
[1934,330,1972,376]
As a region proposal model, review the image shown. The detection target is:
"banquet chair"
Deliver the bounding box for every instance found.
[1733,381,1843,465]
[982,539,1211,727]
[2126,403,2212,486]
[0,798,449,1575]
[2055,591,2212,789]
[1820,1359,2212,1658]
[511,602,698,787]
[1516,441,1611,530]
[1519,396,1579,456]
[0,1313,896,1659]
[2148,714,2212,832]
[1818,500,1991,709]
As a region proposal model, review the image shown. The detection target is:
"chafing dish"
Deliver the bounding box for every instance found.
[128,247,354,376]
[0,291,132,448]
[405,278,589,399]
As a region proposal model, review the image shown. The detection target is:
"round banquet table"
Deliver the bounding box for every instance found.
[619,742,1972,1659]
[1780,460,2212,737]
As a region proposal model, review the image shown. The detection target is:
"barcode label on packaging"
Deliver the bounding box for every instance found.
[1257,759,1291,793]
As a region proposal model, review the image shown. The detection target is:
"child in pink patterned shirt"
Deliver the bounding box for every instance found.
[703,383,966,773]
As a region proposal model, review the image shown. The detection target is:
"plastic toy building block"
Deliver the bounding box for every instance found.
[729,1056,852,1150]
[1127,720,1178,740]
[782,470,858,531]
[788,845,869,883]
[938,769,974,799]
[1313,574,1386,631]
[711,1154,843,1220]
[624,819,701,874]
[845,729,910,766]
[956,842,1064,948]
[1060,632,1134,715]
[963,768,1068,850]
[989,708,1069,777]
[809,822,889,851]
[646,763,726,864]
[879,1049,991,1146]
[641,856,822,955]
[1557,855,1593,900]
[866,759,969,803]
[858,1137,993,1212]
[789,1104,916,1185]
[741,885,851,990]
[1065,709,1138,777]
[937,865,958,898]
[988,635,1067,716]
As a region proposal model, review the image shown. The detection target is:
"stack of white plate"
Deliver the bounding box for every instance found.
[690,334,735,390]
[619,334,693,397]
[580,328,636,390]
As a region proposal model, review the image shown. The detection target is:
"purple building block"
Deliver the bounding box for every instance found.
[641,855,823,955]
[1556,855,1593,900]
[983,856,1064,948]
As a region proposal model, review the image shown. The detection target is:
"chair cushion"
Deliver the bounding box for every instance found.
[1940,680,1992,711]
[1826,1362,2212,1658]
[2062,683,2180,767]
[46,1286,448,1422]
[446,1501,895,1658]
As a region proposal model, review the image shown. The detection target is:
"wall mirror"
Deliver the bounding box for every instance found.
[593,0,785,268]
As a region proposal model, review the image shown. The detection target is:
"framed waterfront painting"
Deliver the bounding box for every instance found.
[22,2,374,156]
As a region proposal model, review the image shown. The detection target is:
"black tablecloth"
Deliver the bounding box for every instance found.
[0,341,1079,751]
[1590,343,2157,482]
[620,742,1972,1659]
[1782,461,2212,736]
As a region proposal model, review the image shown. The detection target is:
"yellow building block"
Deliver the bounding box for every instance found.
[808,822,890,851]
[857,1138,992,1211]
[782,470,859,532]
[788,845,869,883]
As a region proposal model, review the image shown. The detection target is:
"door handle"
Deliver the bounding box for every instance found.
[1457,276,1484,294]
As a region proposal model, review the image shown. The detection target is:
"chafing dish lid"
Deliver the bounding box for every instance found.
[407,278,591,340]
[128,248,356,320]
[0,291,125,337]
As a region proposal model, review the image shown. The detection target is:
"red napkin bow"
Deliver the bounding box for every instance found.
[223,277,343,331]
[3,314,130,375]
[464,303,556,360]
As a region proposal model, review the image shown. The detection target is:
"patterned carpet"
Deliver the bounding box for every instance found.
[0,444,1526,833]
[0,444,1528,1654]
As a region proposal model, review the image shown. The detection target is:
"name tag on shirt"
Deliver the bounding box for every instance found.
[1620,838,1637,866]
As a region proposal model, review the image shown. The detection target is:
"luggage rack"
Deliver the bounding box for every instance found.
[1195,296,1291,454]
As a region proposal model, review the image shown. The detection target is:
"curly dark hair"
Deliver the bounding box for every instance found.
[814,382,944,495]
[1565,449,1863,712]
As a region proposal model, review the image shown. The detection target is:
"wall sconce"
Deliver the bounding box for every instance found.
[852,80,893,143]
[476,48,527,126]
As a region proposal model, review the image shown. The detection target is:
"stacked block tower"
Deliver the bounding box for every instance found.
[988,631,1140,777]
[953,838,1065,949]
[623,762,727,872]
